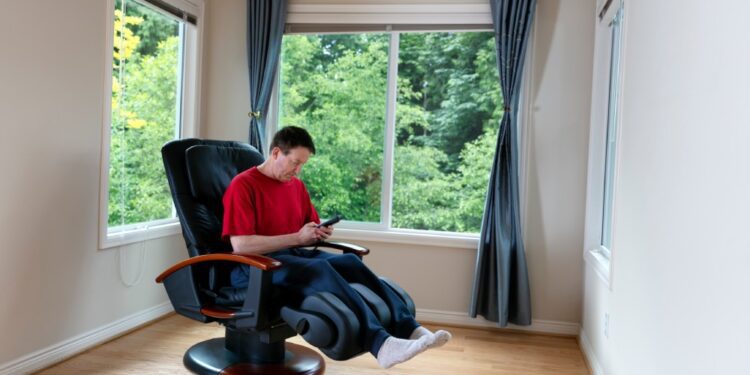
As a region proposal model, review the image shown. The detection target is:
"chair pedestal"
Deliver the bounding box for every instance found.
[184,338,325,375]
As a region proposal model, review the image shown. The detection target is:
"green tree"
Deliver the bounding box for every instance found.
[280,32,503,233]
[392,32,501,232]
[109,3,180,226]
[455,127,499,231]
[281,34,390,222]
[397,32,502,169]
[391,145,461,231]
[115,0,178,57]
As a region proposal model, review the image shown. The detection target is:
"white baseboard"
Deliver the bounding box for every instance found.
[578,327,605,375]
[415,308,580,336]
[0,302,174,375]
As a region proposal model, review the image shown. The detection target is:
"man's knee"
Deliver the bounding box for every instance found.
[329,253,364,266]
[300,258,354,291]
[328,253,375,278]
[341,253,363,263]
[305,258,338,275]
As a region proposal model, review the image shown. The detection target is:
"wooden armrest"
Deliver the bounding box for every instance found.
[314,241,370,257]
[200,306,255,320]
[155,253,282,283]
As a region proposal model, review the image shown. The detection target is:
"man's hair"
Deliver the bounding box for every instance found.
[270,126,316,154]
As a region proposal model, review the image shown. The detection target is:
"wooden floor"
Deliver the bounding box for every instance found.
[36,314,589,375]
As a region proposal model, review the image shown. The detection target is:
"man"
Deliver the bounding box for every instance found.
[222,126,451,369]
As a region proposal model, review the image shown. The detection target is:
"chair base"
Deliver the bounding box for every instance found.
[184,338,325,375]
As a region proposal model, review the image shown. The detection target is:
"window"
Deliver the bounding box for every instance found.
[278,31,502,234]
[600,3,624,256]
[100,0,201,248]
[583,0,625,284]
[280,33,390,225]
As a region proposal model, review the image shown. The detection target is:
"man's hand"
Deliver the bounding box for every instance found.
[231,222,336,255]
[316,224,333,241]
[297,222,320,245]
[297,222,334,245]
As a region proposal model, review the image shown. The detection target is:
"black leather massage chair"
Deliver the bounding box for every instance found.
[155,139,416,374]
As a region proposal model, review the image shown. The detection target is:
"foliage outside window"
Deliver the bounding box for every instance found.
[108,0,183,230]
[280,31,502,233]
[281,34,388,223]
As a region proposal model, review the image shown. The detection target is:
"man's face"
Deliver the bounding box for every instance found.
[270,146,311,182]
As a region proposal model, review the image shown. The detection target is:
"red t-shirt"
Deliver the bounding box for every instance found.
[222,167,320,241]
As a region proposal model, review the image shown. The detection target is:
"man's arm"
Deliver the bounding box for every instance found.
[230,222,333,255]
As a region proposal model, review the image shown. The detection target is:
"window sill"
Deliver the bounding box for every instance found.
[331,228,479,250]
[584,246,612,288]
[100,220,182,249]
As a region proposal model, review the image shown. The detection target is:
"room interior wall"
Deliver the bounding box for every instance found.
[200,0,594,327]
[0,0,600,369]
[0,0,186,369]
[523,0,594,324]
[581,1,750,374]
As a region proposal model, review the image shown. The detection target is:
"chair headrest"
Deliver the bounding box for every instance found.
[185,145,264,201]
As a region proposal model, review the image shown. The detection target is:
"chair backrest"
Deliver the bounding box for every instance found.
[162,139,264,258]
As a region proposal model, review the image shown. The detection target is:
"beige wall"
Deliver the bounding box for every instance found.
[201,0,250,141]
[583,1,750,374]
[0,0,597,368]
[0,0,185,366]
[524,0,594,323]
[201,0,594,324]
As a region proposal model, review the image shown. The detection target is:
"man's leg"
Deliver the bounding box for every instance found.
[270,251,392,356]
[239,249,443,368]
[315,252,418,338]
[317,252,452,347]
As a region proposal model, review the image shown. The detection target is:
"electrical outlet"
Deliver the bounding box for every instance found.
[604,312,610,338]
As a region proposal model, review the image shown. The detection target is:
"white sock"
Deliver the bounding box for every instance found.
[376,335,431,369]
[408,326,433,340]
[409,326,452,348]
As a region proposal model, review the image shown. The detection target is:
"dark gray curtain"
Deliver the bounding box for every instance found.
[246,0,287,154]
[469,0,536,327]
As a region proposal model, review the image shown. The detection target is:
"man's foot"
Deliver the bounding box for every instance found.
[376,335,431,369]
[409,326,452,348]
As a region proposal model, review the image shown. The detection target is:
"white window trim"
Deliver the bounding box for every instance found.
[333,228,479,250]
[98,0,204,250]
[286,3,492,25]
[272,22,535,247]
[380,32,399,229]
[583,0,626,287]
[585,245,612,285]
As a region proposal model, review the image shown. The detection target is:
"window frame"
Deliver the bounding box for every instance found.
[98,0,204,249]
[272,25,533,248]
[600,3,624,255]
[583,0,626,286]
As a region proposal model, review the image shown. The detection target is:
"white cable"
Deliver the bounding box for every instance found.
[117,239,147,287]
[114,0,146,289]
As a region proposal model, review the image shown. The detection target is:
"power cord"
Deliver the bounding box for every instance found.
[116,238,147,287]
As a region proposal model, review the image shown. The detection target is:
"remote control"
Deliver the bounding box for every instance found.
[317,215,341,228]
